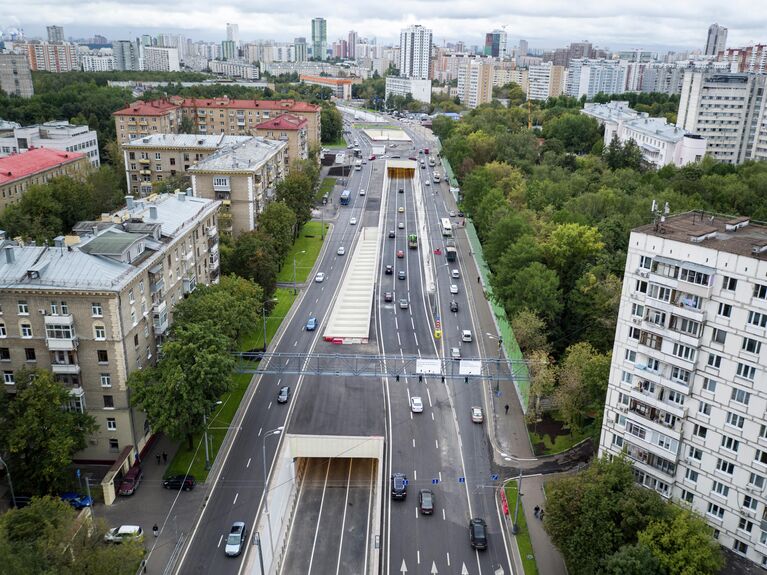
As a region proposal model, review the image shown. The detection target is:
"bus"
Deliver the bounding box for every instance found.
[340,189,351,205]
[441,218,453,237]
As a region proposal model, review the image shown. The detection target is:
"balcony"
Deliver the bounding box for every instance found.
[213,182,231,192]
[140,169,151,176]
[183,275,197,294]
[68,385,85,398]
[210,252,220,269]
[153,301,169,335]
[138,158,150,165]
[51,362,81,375]
[44,314,74,327]
[206,225,218,239]
[46,336,79,351]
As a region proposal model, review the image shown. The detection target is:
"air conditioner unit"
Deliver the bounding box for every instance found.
[632,318,642,324]
[640,271,650,278]
[744,509,756,519]
[619,406,628,413]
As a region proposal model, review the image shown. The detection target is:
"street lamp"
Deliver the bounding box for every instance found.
[262,426,284,554]
[485,332,504,393]
[203,400,223,471]
[293,250,306,295]
[262,298,279,352]
[511,469,523,535]
[0,454,16,509]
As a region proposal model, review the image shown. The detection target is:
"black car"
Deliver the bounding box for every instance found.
[450,300,459,312]
[385,264,393,275]
[389,230,396,238]
[469,517,488,550]
[398,188,404,193]
[277,386,290,403]
[398,270,406,280]
[391,473,407,500]
[419,489,434,515]
[163,474,196,491]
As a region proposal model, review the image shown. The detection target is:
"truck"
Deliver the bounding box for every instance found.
[408,234,418,249]
[445,239,457,262]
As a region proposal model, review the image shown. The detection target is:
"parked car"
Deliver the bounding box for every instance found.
[469,517,488,550]
[277,386,291,403]
[305,316,318,331]
[105,525,144,544]
[471,406,484,423]
[225,522,247,557]
[419,489,434,515]
[60,492,93,510]
[391,473,408,500]
[162,474,196,491]
[118,466,143,496]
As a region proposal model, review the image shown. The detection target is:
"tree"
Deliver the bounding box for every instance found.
[511,309,549,354]
[0,370,97,494]
[543,222,605,292]
[257,201,296,266]
[553,342,610,433]
[320,102,343,143]
[275,168,315,229]
[494,261,563,325]
[542,113,601,154]
[600,544,663,575]
[179,114,196,134]
[566,268,622,353]
[229,231,279,298]
[526,349,556,423]
[638,508,724,575]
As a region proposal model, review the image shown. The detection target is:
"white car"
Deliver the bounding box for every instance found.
[337,246,346,256]
[450,284,459,294]
[359,189,366,195]
[398,222,405,229]
[451,347,461,360]
[350,217,357,225]
[410,396,424,413]
[471,406,484,423]
[462,329,473,342]
[449,210,456,217]
[315,272,325,283]
[451,269,460,279]
[425,180,431,186]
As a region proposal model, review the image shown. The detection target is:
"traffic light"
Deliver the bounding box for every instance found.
[396,374,400,382]
[464,376,469,384]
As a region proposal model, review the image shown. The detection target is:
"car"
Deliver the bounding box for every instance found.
[390,144,398,148]
[369,154,376,160]
[425,180,431,186]
[118,466,143,496]
[391,473,407,500]
[162,474,196,490]
[471,406,484,423]
[305,316,317,331]
[385,264,393,275]
[410,396,424,412]
[450,284,459,294]
[398,187,404,194]
[398,206,405,213]
[419,149,424,155]
[346,143,353,149]
[419,489,434,515]
[449,210,456,217]
[462,329,473,342]
[105,525,144,544]
[408,156,417,161]
[389,230,396,238]
[277,386,290,403]
[457,211,465,217]
[396,249,404,258]
[398,270,406,280]
[451,269,460,279]
[399,299,409,309]
[315,272,325,283]
[469,517,488,550]
[421,163,426,169]
[451,347,461,360]
[450,300,459,312]
[60,492,93,510]
[398,222,405,229]
[359,189,366,195]
[350,217,357,225]
[384,291,393,302]
[225,522,247,557]
[337,246,346,256]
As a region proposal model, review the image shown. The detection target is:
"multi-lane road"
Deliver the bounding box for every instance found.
[176,112,512,575]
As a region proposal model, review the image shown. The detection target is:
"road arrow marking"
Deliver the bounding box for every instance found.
[400,559,407,573]
[461,563,469,575]
[431,560,439,573]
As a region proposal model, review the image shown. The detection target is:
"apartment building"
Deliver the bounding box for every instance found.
[252,114,309,164]
[600,211,767,569]
[0,191,221,463]
[0,148,90,211]
[81,52,116,72]
[121,134,252,196]
[141,46,180,72]
[456,59,494,109]
[0,120,100,166]
[721,45,767,75]
[527,62,565,101]
[113,97,322,148]
[566,58,627,99]
[25,42,79,73]
[208,60,260,80]
[705,23,728,56]
[384,76,432,104]
[582,101,706,168]
[0,53,34,98]
[399,25,432,80]
[299,75,355,100]
[189,137,288,236]
[677,72,767,164]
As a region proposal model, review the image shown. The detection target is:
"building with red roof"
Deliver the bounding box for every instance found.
[253,113,309,163]
[299,74,357,100]
[0,148,89,211]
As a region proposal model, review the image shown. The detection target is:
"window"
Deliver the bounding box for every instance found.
[60,301,68,314]
[693,424,708,438]
[213,176,230,188]
[743,495,758,511]
[718,302,732,318]
[749,473,765,489]
[91,303,103,317]
[670,366,690,385]
[712,328,727,344]
[742,337,762,354]
[103,395,114,409]
[17,300,28,315]
[723,275,738,291]
[621,371,632,384]
[612,434,624,447]
[631,303,644,317]
[760,425,767,440]
[3,371,14,385]
[681,490,694,504]
[685,468,699,482]
[702,377,717,393]
[647,309,666,326]
[733,540,748,555]
[707,502,725,519]
[731,387,751,406]
[667,389,685,405]
[679,268,710,286]
[100,373,111,387]
[94,325,106,340]
[749,310,767,328]
[0,348,8,361]
[131,310,136,325]
[625,349,636,363]
[639,255,652,269]
[756,450,767,466]
[698,401,711,416]
[134,334,139,348]
[648,284,672,302]
[738,518,753,533]
[737,362,756,381]
[128,289,134,303]
[155,152,161,160]
[24,348,35,361]
[626,421,647,440]
[106,417,117,431]
[109,438,119,451]
[721,435,740,453]
[707,354,722,369]
[0,322,6,337]
[635,279,647,294]
[726,411,745,429]
[755,283,767,300]
[688,446,703,461]
[97,350,108,364]
[712,480,730,498]
[716,458,735,475]
[20,323,32,338]
[672,343,695,362]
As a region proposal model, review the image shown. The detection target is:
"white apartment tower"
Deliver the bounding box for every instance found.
[399,25,432,80]
[705,23,728,56]
[565,58,626,99]
[528,62,565,101]
[141,46,180,72]
[600,210,767,569]
[226,23,240,47]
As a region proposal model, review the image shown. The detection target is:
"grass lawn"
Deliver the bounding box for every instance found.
[276,221,328,283]
[323,136,346,148]
[318,177,336,200]
[239,288,297,351]
[505,481,539,575]
[528,423,594,456]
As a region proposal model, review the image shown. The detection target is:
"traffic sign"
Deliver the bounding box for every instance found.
[458,476,465,484]
[403,479,409,486]
[491,474,499,481]
[432,478,440,484]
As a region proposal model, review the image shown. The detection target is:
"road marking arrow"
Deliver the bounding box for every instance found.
[400,559,408,573]
[461,563,469,575]
[431,561,439,574]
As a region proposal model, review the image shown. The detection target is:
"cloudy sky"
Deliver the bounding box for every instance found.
[3,0,766,51]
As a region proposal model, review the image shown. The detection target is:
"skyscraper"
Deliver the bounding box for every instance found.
[518,39,528,57]
[348,30,358,59]
[113,40,141,71]
[484,29,508,58]
[294,38,308,63]
[226,23,240,48]
[399,24,432,80]
[311,18,327,61]
[705,23,728,56]
[221,40,236,61]
[46,25,64,43]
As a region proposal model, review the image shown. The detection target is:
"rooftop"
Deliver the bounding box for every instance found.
[254,113,308,131]
[300,74,354,85]
[0,148,86,185]
[122,133,252,150]
[635,211,767,259]
[188,137,286,173]
[175,96,321,113]
[113,99,181,117]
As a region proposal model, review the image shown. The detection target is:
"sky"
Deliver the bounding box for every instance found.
[3,0,766,52]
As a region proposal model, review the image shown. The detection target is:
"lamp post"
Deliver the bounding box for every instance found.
[485,332,504,393]
[262,426,284,555]
[203,400,223,470]
[293,250,306,295]
[254,531,266,575]
[511,469,523,535]
[0,454,16,509]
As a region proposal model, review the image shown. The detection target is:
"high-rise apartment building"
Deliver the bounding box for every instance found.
[527,62,565,101]
[311,18,327,61]
[0,53,34,98]
[399,25,432,80]
[220,40,236,61]
[46,25,65,43]
[518,39,528,57]
[456,59,494,108]
[142,46,180,72]
[705,23,728,56]
[81,52,116,72]
[294,38,308,63]
[226,23,240,47]
[484,30,508,59]
[348,31,358,59]
[565,59,626,99]
[600,210,767,570]
[26,42,78,73]
[113,40,140,71]
[721,45,767,75]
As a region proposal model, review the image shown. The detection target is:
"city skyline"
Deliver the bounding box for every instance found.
[3,1,766,52]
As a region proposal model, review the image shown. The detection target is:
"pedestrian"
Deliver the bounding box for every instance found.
[477,275,480,284]
[162,451,168,463]
[504,404,509,415]
[539,509,545,521]
[534,505,540,518]
[155,454,161,465]
[153,524,159,537]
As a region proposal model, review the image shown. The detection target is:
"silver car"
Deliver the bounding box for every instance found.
[225,521,247,557]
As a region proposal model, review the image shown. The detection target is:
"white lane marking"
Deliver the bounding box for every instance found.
[294,341,298,347]
[438,471,442,482]
[267,402,272,410]
[395,318,399,330]
[316,297,319,303]
[435,439,439,450]
[397,333,401,346]
[411,317,415,330]
[415,507,419,519]
[334,460,354,575]
[414,334,419,347]
[258,427,263,437]
[447,553,451,566]
[417,550,421,565]
[431,412,434,421]
[426,388,433,407]
[217,533,224,549]
[232,492,239,505]
[307,460,331,575]
[246,458,251,468]
[285,359,290,365]
[442,509,446,521]
[414,469,417,481]
[412,438,416,448]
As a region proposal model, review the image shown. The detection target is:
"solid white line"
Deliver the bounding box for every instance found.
[447,552,451,566]
[362,459,374,574]
[417,550,421,565]
[334,460,354,575]
[435,439,439,450]
[412,438,415,448]
[426,388,432,407]
[397,332,401,346]
[414,334,419,347]
[415,506,419,519]
[307,460,331,575]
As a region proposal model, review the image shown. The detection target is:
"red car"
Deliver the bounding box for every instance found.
[397,250,404,258]
[369,154,376,161]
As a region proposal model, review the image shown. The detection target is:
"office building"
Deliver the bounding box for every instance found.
[518,39,528,57]
[677,72,767,165]
[226,23,240,47]
[0,148,90,211]
[705,23,728,56]
[721,45,767,75]
[142,46,180,72]
[456,59,494,109]
[26,42,78,73]
[384,76,432,104]
[253,113,309,164]
[484,30,508,59]
[113,40,140,71]
[527,62,565,101]
[0,53,34,98]
[46,25,64,44]
[0,191,221,463]
[582,101,705,168]
[399,25,432,80]
[311,18,327,61]
[565,58,626,99]
[294,37,308,63]
[599,210,767,570]
[189,138,288,236]
[0,120,100,166]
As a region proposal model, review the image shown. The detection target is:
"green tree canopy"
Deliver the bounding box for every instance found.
[257,201,297,266]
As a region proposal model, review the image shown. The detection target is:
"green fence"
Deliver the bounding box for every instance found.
[465,220,530,410]
[442,157,459,188]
